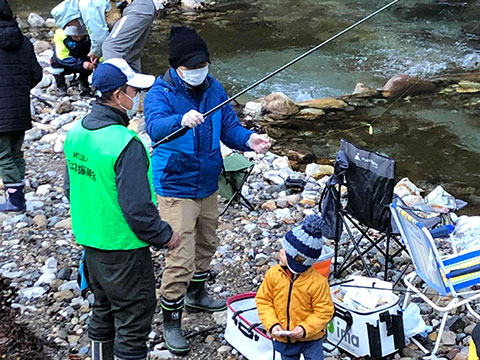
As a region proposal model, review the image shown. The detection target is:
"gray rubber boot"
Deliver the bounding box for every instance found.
[185,273,227,313]
[0,183,25,212]
[161,296,190,356]
[91,340,114,360]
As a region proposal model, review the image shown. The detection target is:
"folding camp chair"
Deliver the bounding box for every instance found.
[320,139,408,281]
[218,153,255,216]
[390,202,480,358]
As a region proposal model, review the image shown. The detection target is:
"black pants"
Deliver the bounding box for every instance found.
[85,246,156,360]
[0,131,25,185]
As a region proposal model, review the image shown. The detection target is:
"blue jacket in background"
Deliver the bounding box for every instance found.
[144,68,253,199]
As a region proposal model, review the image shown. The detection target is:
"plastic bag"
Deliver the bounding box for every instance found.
[452,216,480,253]
[403,303,432,338]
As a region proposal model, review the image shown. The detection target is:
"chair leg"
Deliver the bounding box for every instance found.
[432,311,449,356]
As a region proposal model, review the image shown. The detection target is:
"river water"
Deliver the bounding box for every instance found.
[12,0,480,212]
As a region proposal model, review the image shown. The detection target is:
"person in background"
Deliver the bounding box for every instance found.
[144,26,271,355]
[75,0,162,71]
[51,21,93,96]
[256,214,335,360]
[64,58,180,360]
[0,0,42,212]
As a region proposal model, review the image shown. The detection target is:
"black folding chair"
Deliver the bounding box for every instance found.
[218,153,255,216]
[320,139,408,281]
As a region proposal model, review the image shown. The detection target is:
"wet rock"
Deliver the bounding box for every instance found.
[352,82,378,97]
[55,100,74,115]
[382,74,436,98]
[261,200,277,211]
[260,92,299,120]
[455,80,480,93]
[54,218,72,230]
[25,127,44,142]
[296,108,325,120]
[296,97,347,110]
[150,349,174,359]
[217,345,232,355]
[28,13,46,28]
[305,163,333,179]
[181,0,204,9]
[213,310,227,326]
[33,214,47,229]
[442,330,457,346]
[57,268,73,281]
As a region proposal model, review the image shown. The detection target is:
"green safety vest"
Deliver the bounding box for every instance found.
[64,120,155,250]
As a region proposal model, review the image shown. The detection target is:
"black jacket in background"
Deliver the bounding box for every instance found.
[0,20,42,133]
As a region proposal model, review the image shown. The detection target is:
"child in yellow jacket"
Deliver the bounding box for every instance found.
[256,214,334,360]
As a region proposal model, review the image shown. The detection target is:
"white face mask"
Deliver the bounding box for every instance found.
[120,92,140,119]
[180,65,209,87]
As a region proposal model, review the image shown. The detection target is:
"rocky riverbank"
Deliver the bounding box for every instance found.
[2,14,480,360]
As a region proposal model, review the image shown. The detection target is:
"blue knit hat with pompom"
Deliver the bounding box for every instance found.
[282,214,324,273]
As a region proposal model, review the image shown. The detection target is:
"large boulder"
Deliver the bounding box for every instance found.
[260,92,298,120]
[382,74,435,98]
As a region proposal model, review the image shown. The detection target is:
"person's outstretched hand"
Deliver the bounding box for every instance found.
[181,110,204,128]
[166,232,181,250]
[248,133,271,153]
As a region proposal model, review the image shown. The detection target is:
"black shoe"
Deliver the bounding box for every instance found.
[0,183,25,212]
[184,273,227,313]
[54,74,68,96]
[91,339,114,360]
[161,297,190,356]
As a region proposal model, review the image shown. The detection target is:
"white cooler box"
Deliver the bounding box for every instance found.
[225,292,308,360]
[326,276,405,359]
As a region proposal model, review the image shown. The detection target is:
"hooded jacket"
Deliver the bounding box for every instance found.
[0,20,42,133]
[144,68,253,199]
[256,265,334,344]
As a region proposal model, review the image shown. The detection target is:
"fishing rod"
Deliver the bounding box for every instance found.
[152,0,401,148]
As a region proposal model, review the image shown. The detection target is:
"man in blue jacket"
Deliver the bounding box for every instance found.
[144,26,270,355]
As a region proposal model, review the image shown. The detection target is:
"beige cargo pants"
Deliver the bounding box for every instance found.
[157,192,218,301]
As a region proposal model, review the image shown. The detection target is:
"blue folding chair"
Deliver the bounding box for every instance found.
[390,203,480,358]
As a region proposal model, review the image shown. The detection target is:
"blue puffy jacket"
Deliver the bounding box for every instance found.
[144,68,253,199]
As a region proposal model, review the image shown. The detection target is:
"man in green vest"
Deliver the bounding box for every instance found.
[64,58,180,360]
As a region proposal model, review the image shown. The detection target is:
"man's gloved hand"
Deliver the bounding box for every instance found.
[166,232,181,250]
[181,110,204,128]
[248,133,271,153]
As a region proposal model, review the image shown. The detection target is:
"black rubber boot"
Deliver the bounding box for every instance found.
[161,296,190,356]
[79,72,92,96]
[54,74,67,96]
[0,183,25,212]
[184,272,227,313]
[91,340,114,360]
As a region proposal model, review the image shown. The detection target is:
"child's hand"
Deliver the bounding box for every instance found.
[271,325,283,335]
[290,326,305,338]
[83,61,94,70]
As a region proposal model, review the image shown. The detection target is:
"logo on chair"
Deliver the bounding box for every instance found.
[354,152,378,169]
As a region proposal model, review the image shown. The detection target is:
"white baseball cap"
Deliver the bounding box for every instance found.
[92,58,155,94]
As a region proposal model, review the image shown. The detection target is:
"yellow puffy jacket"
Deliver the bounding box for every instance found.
[256,265,334,343]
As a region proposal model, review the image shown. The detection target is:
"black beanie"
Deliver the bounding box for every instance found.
[0,0,14,21]
[168,26,210,68]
